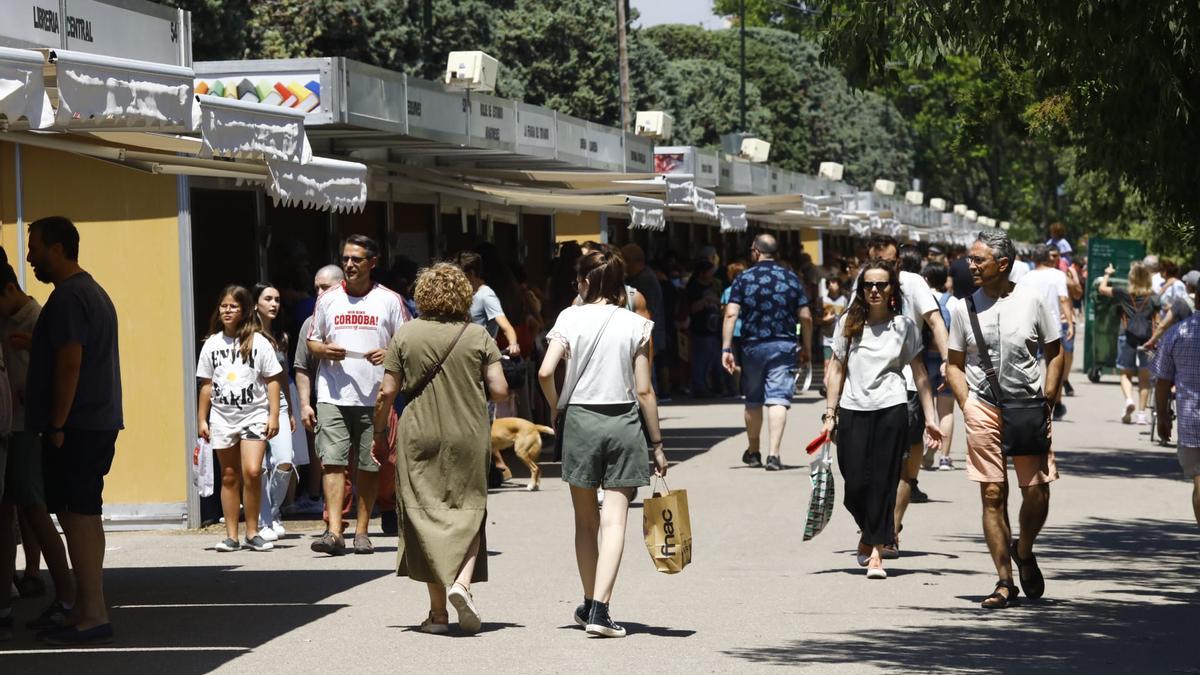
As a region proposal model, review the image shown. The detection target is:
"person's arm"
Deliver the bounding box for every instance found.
[295,367,316,431]
[485,361,509,402]
[1144,307,1177,350]
[1066,265,1084,301]
[46,343,83,448]
[911,356,943,449]
[821,354,846,437]
[197,379,213,441]
[635,345,667,477]
[494,313,521,357]
[371,369,401,465]
[1156,377,1174,442]
[1042,340,1063,404]
[1098,264,1115,297]
[633,292,651,321]
[1059,295,1075,340]
[797,305,813,363]
[265,378,281,440]
[306,301,346,361]
[721,301,741,374]
[923,310,949,361]
[538,340,566,412]
[946,350,970,409]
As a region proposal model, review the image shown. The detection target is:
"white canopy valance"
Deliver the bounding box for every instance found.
[718,205,748,233]
[195,94,311,163]
[626,196,666,231]
[50,49,193,130]
[267,156,368,213]
[693,187,718,219]
[0,47,53,129]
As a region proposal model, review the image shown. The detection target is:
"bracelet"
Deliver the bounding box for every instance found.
[821,412,837,422]
[650,439,663,446]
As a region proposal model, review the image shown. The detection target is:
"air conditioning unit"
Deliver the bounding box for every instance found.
[634,111,673,139]
[873,179,896,195]
[739,137,771,163]
[999,220,1011,231]
[953,203,968,215]
[928,197,946,211]
[965,210,978,222]
[818,161,844,181]
[444,51,499,92]
[905,190,923,205]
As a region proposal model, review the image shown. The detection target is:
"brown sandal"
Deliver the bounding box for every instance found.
[981,580,1020,609]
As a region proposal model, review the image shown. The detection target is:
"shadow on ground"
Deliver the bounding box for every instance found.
[723,517,1200,672]
[1053,446,1185,480]
[0,566,390,673]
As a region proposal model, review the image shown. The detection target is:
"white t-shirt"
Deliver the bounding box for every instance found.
[308,283,409,407]
[899,270,939,391]
[197,332,282,426]
[1017,266,1069,325]
[471,285,505,338]
[1008,260,1031,283]
[832,314,923,411]
[948,284,1060,404]
[547,304,653,405]
[1151,272,1165,293]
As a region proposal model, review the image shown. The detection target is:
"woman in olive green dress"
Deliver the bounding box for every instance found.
[373,263,508,634]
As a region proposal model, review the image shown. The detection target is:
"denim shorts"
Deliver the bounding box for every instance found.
[1116,334,1150,371]
[741,339,796,408]
[1060,322,1075,354]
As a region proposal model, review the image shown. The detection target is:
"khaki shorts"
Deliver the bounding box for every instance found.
[963,397,1058,488]
[316,403,377,473]
[561,403,651,489]
[1179,446,1200,479]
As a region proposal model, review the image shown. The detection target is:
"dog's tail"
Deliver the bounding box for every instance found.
[536,425,555,436]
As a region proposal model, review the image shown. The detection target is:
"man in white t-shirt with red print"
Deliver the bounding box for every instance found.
[307,234,409,555]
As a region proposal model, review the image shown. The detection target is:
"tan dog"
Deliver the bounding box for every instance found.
[491,417,554,491]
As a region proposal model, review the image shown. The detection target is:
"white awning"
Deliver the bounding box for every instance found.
[665,175,695,208]
[694,187,718,219]
[719,205,748,233]
[266,156,368,213]
[626,196,666,231]
[0,47,53,129]
[49,49,193,130]
[195,94,311,163]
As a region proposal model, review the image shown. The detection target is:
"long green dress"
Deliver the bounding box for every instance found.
[383,318,500,586]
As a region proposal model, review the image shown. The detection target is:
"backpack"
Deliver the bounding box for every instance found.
[1125,295,1154,343]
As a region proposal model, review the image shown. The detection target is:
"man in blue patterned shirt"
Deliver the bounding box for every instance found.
[1153,280,1200,534]
[722,234,812,471]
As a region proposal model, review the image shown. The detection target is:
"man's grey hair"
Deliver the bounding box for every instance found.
[1031,243,1053,266]
[1142,254,1160,271]
[315,264,344,283]
[753,233,778,257]
[976,229,1016,269]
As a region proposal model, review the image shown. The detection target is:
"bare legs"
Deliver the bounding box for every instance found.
[58,513,106,630]
[216,439,267,541]
[354,468,379,537]
[980,481,1050,581]
[1137,367,1152,412]
[936,395,956,461]
[744,405,788,459]
[893,445,924,538]
[322,466,349,536]
[570,485,634,604]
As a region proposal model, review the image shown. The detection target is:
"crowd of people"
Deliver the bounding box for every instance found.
[3,213,1197,646]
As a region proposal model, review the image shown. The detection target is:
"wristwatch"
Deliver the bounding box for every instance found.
[721,348,733,354]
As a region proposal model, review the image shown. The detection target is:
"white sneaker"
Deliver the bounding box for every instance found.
[867,564,887,580]
[271,521,287,537]
[1122,399,1135,424]
[1134,410,1150,425]
[938,457,955,471]
[258,526,279,542]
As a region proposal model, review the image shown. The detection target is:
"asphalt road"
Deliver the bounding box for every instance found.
[2,373,1197,673]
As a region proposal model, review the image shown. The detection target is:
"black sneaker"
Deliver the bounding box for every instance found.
[909,479,929,503]
[585,601,626,638]
[574,599,594,627]
[26,600,70,631]
[741,450,763,468]
[1063,380,1074,397]
[764,455,782,471]
[1053,402,1066,421]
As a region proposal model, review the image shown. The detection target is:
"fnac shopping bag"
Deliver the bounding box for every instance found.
[192,437,214,497]
[642,479,692,574]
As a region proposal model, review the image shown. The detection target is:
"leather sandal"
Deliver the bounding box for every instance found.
[1010,538,1045,599]
[981,580,1020,609]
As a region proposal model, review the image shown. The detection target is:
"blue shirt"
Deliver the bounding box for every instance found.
[1153,314,1200,448]
[727,261,808,343]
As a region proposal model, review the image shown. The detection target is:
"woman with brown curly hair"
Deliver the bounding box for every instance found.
[373,263,509,634]
[822,260,941,579]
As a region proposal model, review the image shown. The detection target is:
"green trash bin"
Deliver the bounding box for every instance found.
[1084,238,1146,382]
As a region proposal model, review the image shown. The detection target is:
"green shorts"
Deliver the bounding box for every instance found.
[561,403,651,489]
[2,432,45,506]
[315,403,377,473]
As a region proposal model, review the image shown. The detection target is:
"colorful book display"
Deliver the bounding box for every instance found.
[194,79,322,114]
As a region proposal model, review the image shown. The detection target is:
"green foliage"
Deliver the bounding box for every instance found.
[654,59,771,149]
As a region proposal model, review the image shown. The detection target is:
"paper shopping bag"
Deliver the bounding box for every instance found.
[642,482,692,574]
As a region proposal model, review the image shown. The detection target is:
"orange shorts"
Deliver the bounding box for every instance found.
[963,397,1059,487]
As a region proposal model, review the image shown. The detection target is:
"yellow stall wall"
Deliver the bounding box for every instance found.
[555,211,601,244]
[0,142,186,508]
[801,227,823,266]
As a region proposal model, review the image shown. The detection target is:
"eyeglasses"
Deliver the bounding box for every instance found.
[862,281,891,292]
[342,255,367,265]
[967,255,993,266]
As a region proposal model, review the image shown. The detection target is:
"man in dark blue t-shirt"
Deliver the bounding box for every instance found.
[26,217,122,646]
[722,234,812,471]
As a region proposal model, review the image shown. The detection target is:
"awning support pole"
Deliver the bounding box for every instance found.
[177,176,200,529]
[14,144,26,289]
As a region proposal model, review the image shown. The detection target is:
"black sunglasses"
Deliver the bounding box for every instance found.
[342,255,368,265]
[862,281,891,292]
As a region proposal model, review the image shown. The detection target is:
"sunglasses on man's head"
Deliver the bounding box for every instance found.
[862,281,891,292]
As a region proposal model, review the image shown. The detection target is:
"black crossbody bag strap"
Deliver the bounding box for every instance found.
[966,296,1005,405]
[406,322,470,402]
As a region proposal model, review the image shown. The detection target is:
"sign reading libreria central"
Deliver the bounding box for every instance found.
[1,0,185,66]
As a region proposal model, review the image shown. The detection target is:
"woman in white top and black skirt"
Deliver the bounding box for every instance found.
[538,249,668,638]
[822,260,942,579]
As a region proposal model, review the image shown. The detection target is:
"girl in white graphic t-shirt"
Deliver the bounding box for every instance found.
[197,285,282,552]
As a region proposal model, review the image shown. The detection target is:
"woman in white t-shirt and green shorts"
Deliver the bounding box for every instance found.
[197,285,283,552]
[822,261,942,579]
[539,250,668,638]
